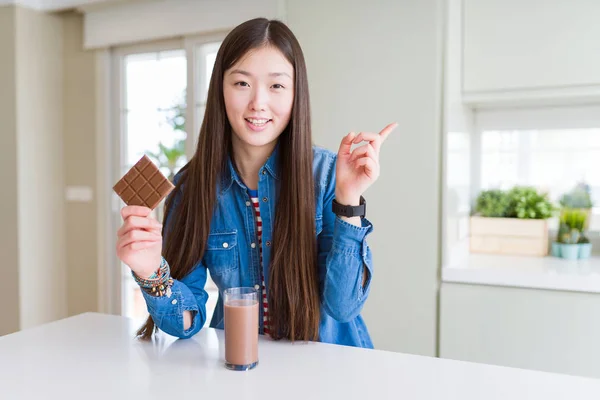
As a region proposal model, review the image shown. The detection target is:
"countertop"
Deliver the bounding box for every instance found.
[1,312,600,399]
[443,253,600,293]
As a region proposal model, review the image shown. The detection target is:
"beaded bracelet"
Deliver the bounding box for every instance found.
[146,277,174,298]
[133,258,168,288]
[132,257,173,297]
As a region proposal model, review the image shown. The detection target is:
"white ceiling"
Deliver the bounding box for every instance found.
[0,0,149,12]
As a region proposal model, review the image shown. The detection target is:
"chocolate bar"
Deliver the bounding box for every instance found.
[113,155,175,210]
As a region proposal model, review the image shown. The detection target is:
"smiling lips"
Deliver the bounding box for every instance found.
[245,117,272,131]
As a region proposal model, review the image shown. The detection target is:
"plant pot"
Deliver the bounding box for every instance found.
[551,242,562,257]
[579,243,593,259]
[560,244,580,260]
[469,216,549,257]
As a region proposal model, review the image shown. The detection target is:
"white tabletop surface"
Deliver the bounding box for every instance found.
[2,312,600,399]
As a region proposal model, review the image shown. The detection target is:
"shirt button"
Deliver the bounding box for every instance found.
[254,284,260,290]
[266,241,272,247]
[262,197,268,202]
[251,242,256,248]
[262,169,267,175]
[222,242,229,248]
[171,299,177,305]
[246,201,251,206]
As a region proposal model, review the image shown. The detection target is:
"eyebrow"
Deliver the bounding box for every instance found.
[229,69,292,79]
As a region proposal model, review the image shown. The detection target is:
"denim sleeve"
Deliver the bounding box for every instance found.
[141,260,209,339]
[138,172,208,338]
[317,156,374,323]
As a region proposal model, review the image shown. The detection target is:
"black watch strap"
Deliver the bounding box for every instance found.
[332,196,366,218]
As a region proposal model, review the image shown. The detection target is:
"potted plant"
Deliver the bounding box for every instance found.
[505,186,555,220]
[579,235,593,259]
[470,186,557,257]
[553,208,592,259]
[560,182,593,208]
[559,182,593,230]
[474,189,510,218]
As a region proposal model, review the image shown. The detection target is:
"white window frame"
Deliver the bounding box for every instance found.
[184,33,227,160]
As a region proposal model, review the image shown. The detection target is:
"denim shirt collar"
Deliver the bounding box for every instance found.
[220,141,281,195]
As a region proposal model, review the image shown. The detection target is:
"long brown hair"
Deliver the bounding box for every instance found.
[137,18,320,341]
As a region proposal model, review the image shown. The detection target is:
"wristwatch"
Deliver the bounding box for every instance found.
[332,196,366,218]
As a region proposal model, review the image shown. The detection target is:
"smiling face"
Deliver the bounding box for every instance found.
[223,46,295,153]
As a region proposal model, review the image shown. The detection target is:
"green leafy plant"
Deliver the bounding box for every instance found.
[474,189,510,217]
[558,208,588,244]
[505,186,556,219]
[146,91,187,182]
[147,140,185,181]
[559,182,593,209]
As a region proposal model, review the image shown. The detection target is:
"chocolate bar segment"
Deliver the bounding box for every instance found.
[113,155,175,210]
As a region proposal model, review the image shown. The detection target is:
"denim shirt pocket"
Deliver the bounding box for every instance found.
[204,231,239,287]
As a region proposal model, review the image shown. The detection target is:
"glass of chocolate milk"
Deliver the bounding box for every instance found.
[223,287,259,371]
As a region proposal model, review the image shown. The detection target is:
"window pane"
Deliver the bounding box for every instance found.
[206,51,217,87]
[124,49,188,178]
[126,50,186,111]
[481,128,600,217]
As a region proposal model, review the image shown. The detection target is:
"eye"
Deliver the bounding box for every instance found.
[235,81,250,87]
[272,84,285,89]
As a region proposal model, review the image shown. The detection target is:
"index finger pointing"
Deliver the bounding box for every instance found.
[379,122,398,142]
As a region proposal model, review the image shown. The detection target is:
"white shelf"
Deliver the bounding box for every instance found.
[442,253,600,294]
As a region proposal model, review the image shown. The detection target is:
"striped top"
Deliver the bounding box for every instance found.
[248,189,270,335]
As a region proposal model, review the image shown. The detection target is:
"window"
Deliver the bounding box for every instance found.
[119,47,188,321]
[475,106,600,231]
[123,49,188,181]
[481,129,600,201]
[111,35,224,322]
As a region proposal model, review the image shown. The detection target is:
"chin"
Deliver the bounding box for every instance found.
[244,137,279,148]
[236,129,281,148]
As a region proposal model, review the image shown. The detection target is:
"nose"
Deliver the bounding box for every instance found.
[249,86,267,112]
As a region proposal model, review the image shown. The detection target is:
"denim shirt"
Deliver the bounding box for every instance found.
[141,145,374,348]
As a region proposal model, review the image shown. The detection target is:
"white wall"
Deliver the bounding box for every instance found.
[63,11,100,319]
[0,5,67,334]
[286,0,444,355]
[15,6,67,329]
[440,282,600,379]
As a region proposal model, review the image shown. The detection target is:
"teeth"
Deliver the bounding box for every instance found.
[247,118,269,125]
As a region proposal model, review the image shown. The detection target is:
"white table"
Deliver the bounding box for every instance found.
[2,313,600,399]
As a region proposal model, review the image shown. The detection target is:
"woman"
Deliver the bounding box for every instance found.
[116,17,396,348]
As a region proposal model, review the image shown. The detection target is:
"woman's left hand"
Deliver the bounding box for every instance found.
[335,122,398,205]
